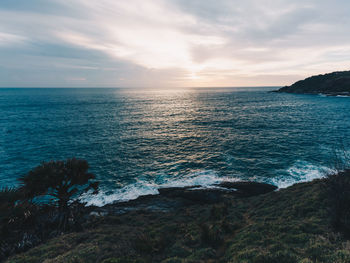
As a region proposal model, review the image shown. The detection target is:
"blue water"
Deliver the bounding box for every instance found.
[1,87,350,206]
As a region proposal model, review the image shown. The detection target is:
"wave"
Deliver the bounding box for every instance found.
[81,170,239,207]
[271,161,335,189]
[82,162,336,207]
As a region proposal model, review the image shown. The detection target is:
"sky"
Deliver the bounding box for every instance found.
[0,0,349,88]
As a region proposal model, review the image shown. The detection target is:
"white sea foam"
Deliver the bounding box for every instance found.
[81,170,239,207]
[81,162,337,206]
[271,161,335,189]
[81,182,159,207]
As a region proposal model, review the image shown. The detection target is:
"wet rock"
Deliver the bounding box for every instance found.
[158,187,224,203]
[91,181,277,216]
[215,181,277,196]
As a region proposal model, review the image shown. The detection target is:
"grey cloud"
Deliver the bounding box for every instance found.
[0,0,350,87]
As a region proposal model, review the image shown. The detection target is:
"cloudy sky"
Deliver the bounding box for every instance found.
[0,0,349,88]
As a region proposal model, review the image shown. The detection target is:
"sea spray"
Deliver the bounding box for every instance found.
[271,161,336,189]
[81,170,240,206]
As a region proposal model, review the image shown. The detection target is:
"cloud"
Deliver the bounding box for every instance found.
[0,0,349,87]
[0,32,27,46]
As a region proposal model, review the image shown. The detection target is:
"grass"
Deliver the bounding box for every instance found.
[6,179,350,263]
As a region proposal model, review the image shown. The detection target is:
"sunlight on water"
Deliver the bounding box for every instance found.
[0,87,350,204]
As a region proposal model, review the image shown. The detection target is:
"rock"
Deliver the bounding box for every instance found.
[215,181,277,197]
[90,181,277,216]
[158,187,224,203]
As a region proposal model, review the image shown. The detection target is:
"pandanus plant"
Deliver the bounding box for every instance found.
[19,158,99,230]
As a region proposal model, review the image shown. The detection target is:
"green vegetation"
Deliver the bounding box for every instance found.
[326,169,350,237]
[276,71,350,95]
[3,159,350,262]
[5,177,350,263]
[0,158,98,261]
[19,158,99,231]
[0,187,23,225]
[0,187,38,260]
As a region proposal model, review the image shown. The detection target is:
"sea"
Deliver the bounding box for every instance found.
[1,87,350,206]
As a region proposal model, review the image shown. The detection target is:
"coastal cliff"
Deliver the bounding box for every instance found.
[275,71,350,96]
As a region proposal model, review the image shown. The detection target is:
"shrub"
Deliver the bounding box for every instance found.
[200,223,224,248]
[0,187,21,224]
[18,158,99,230]
[326,169,350,237]
[209,204,228,221]
[0,188,37,260]
[133,230,171,255]
[0,187,36,233]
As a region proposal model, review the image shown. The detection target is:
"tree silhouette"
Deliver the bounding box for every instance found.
[19,158,98,230]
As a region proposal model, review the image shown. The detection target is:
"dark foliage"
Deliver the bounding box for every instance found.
[133,231,172,255]
[200,223,224,248]
[19,158,98,230]
[1,158,99,261]
[0,188,38,261]
[325,169,350,237]
[7,179,350,262]
[19,158,99,210]
[0,187,22,225]
[209,204,228,221]
[0,187,36,235]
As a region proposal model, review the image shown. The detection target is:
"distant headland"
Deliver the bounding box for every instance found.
[274,70,350,96]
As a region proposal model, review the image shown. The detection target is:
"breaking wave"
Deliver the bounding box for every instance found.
[81,170,239,207]
[81,161,336,207]
[271,161,335,189]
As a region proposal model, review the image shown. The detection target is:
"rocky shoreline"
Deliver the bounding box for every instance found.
[7,177,350,263]
[89,181,278,216]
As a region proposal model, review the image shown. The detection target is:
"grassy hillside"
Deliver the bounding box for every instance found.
[6,178,350,263]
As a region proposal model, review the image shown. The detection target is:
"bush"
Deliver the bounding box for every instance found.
[133,232,154,254]
[326,169,350,237]
[0,187,36,232]
[133,230,171,255]
[200,223,224,248]
[209,204,228,221]
[0,188,37,260]
[1,158,100,261]
[0,187,21,224]
[19,158,99,231]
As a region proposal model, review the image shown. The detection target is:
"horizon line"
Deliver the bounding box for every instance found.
[0,85,283,89]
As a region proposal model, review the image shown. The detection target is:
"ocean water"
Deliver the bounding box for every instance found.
[1,87,350,206]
